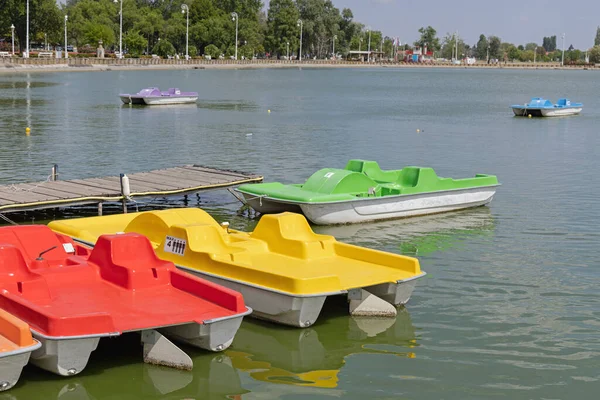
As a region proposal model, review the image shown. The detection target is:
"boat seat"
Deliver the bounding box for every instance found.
[89,233,174,290]
[182,224,251,264]
[251,213,334,259]
[0,245,50,300]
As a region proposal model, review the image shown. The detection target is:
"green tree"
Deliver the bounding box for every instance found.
[524,42,537,51]
[414,26,440,51]
[265,0,299,57]
[488,35,501,59]
[475,34,488,60]
[507,45,520,61]
[152,38,175,57]
[589,45,600,63]
[124,30,147,57]
[82,21,116,47]
[595,27,600,46]
[0,0,62,52]
[440,32,465,59]
[204,43,220,58]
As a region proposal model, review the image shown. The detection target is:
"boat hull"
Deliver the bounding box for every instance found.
[176,266,423,327]
[119,95,198,105]
[302,186,497,225]
[239,192,302,214]
[512,107,582,117]
[0,343,40,391]
[143,96,198,105]
[29,333,102,376]
[120,95,146,105]
[244,186,498,225]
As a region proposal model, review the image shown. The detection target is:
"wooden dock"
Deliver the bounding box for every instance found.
[0,165,263,213]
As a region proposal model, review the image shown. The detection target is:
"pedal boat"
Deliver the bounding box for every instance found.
[511,97,583,117]
[49,208,425,328]
[0,225,250,376]
[0,310,41,391]
[235,160,499,225]
[119,87,199,105]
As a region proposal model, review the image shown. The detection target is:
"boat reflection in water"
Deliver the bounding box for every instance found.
[226,302,417,389]
[3,334,247,400]
[315,207,495,257]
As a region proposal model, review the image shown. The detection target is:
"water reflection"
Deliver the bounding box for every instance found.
[5,335,247,400]
[0,81,59,89]
[196,100,260,112]
[315,207,495,256]
[227,303,417,389]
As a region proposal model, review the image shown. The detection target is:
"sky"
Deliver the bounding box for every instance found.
[333,0,600,49]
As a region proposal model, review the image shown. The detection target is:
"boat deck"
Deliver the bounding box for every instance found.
[0,165,263,213]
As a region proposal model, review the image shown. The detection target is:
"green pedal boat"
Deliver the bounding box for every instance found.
[236,160,500,225]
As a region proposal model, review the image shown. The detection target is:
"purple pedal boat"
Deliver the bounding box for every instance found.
[119,87,198,105]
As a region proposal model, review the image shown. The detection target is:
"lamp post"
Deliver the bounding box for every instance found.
[231,12,238,60]
[332,35,337,60]
[181,4,189,60]
[486,44,490,63]
[44,33,47,51]
[561,33,565,66]
[359,37,362,52]
[64,15,68,59]
[367,28,371,62]
[534,46,537,65]
[297,19,303,61]
[114,0,123,58]
[286,42,289,59]
[10,24,15,56]
[25,0,29,58]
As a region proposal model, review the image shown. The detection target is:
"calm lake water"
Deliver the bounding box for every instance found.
[0,67,599,399]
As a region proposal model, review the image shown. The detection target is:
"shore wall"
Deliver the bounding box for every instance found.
[0,56,597,72]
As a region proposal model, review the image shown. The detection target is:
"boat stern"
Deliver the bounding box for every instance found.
[160,307,251,352]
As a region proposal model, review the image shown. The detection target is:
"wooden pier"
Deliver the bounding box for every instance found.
[0,165,263,214]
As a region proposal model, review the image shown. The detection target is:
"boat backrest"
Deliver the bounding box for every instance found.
[139,87,160,96]
[0,225,69,264]
[528,98,552,107]
[302,168,377,195]
[557,98,570,106]
[0,245,38,281]
[344,160,400,183]
[397,167,422,187]
[251,213,334,259]
[89,233,173,290]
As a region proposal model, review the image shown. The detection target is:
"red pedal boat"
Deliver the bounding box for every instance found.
[0,225,251,376]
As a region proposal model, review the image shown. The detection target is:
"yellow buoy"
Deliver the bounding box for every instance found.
[528,114,532,118]
[25,127,31,135]
[268,109,271,113]
[416,129,420,133]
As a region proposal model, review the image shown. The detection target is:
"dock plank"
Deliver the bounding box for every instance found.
[0,165,262,213]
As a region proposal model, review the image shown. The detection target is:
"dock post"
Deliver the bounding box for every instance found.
[119,173,128,214]
[98,203,103,216]
[51,164,58,181]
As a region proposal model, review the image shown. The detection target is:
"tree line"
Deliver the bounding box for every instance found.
[0,0,393,59]
[3,2,600,63]
[415,26,600,64]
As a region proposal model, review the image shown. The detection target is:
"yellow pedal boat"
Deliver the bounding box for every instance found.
[49,209,425,327]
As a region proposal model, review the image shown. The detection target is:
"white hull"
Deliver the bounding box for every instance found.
[0,341,41,391]
[143,96,198,105]
[120,95,198,105]
[541,107,582,117]
[244,186,497,225]
[28,314,249,376]
[176,265,422,327]
[512,107,582,117]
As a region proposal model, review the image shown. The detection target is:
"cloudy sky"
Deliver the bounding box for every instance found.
[333,0,599,49]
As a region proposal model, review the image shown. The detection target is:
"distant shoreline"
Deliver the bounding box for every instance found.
[0,59,596,75]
